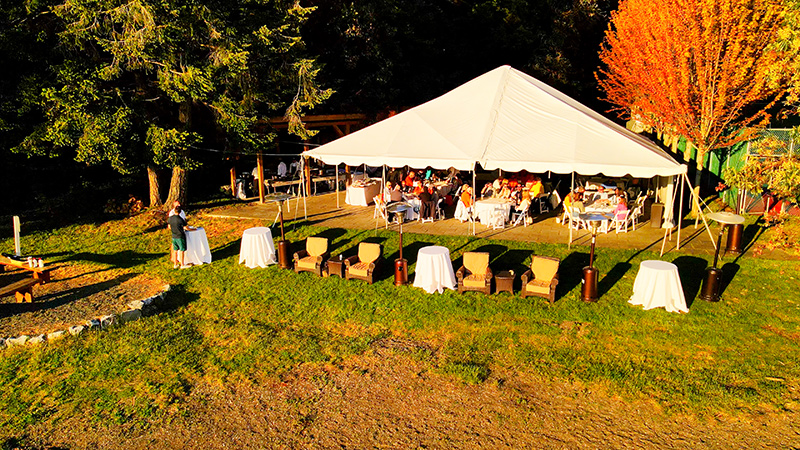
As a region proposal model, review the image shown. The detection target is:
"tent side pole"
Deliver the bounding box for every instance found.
[660,176,679,257]
[677,172,685,249]
[472,169,477,236]
[568,172,574,249]
[336,163,340,209]
[302,157,308,221]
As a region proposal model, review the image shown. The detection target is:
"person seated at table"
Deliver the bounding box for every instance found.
[515,191,533,224]
[455,184,474,222]
[480,183,494,198]
[613,195,629,220]
[419,185,436,219]
[411,180,425,196]
[492,176,504,194]
[388,181,403,202]
[403,170,417,191]
[571,191,586,213]
[612,187,627,204]
[497,180,512,201]
[531,177,544,198]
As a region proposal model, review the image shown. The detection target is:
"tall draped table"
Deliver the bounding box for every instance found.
[474,198,513,225]
[345,180,382,206]
[412,246,457,294]
[184,227,212,266]
[629,260,688,313]
[238,227,277,268]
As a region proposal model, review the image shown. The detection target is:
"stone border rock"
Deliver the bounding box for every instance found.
[0,284,172,351]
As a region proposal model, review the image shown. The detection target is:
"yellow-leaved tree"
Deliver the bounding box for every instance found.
[597,0,792,187]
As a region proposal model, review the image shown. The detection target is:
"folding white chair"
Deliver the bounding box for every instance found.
[537,194,550,214]
[512,207,529,227]
[630,205,643,230]
[613,209,630,233]
[489,208,506,230]
[567,207,587,230]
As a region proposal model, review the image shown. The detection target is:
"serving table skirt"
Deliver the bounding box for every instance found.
[403,197,422,221]
[474,199,513,224]
[345,181,382,206]
[238,227,277,268]
[629,260,688,313]
[412,246,457,294]
[184,227,212,266]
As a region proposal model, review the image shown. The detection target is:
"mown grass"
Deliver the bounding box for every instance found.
[1,210,799,438]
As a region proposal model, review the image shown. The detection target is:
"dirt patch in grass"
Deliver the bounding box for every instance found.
[24,341,800,449]
[0,262,165,337]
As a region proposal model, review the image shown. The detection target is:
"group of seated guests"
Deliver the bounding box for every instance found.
[564,186,630,220]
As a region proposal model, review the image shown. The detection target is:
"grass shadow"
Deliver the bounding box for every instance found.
[0,273,138,319]
[720,262,740,298]
[672,255,708,307]
[559,251,590,297]
[494,248,532,292]
[211,240,242,262]
[597,262,633,298]
[64,250,162,269]
[389,240,436,266]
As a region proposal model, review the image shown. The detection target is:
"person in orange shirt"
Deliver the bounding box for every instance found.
[403,171,417,191]
[461,184,473,208]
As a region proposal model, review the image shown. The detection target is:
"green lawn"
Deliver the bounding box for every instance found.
[1,211,799,436]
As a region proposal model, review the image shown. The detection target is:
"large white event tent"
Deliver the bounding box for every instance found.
[301,65,711,250]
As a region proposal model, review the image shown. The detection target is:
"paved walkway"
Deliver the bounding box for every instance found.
[206,192,784,259]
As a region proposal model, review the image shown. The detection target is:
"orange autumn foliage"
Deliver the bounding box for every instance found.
[597,0,789,168]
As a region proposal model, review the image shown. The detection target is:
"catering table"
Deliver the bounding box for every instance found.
[238,227,277,268]
[474,198,513,225]
[584,201,616,233]
[184,227,212,266]
[412,246,457,294]
[402,197,422,221]
[345,179,382,206]
[629,260,688,313]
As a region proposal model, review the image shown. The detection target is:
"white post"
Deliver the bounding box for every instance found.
[13,216,21,256]
[472,169,477,235]
[568,172,574,249]
[336,163,340,209]
[677,171,685,249]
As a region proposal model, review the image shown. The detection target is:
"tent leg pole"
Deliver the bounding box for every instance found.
[472,170,477,236]
[685,173,715,249]
[677,172,685,250]
[336,164,340,209]
[568,172,574,249]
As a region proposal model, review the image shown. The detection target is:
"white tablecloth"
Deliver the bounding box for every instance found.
[345,180,382,206]
[584,203,615,233]
[238,227,277,268]
[412,246,457,294]
[402,197,422,221]
[474,199,513,224]
[629,260,688,313]
[184,227,212,266]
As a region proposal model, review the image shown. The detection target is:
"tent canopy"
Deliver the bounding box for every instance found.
[303,66,686,178]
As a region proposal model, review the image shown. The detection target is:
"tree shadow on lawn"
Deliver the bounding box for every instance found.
[672,255,707,308]
[598,262,633,298]
[720,262,740,299]
[211,239,242,262]
[491,248,532,292]
[0,273,138,319]
[559,251,590,300]
[64,250,162,269]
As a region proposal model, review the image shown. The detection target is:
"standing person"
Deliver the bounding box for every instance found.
[168,200,187,265]
[277,159,288,178]
[168,205,192,269]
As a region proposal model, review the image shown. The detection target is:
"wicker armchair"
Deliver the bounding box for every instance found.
[456,252,492,295]
[521,255,560,304]
[293,237,329,276]
[344,242,383,284]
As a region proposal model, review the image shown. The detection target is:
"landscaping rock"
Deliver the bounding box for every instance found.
[142,296,155,306]
[99,314,117,329]
[127,300,145,310]
[163,284,172,292]
[0,338,6,349]
[69,325,85,336]
[120,309,142,323]
[86,318,100,330]
[28,335,47,345]
[7,336,29,347]
[47,330,67,341]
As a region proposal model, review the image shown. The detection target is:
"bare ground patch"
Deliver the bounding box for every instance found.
[27,341,800,449]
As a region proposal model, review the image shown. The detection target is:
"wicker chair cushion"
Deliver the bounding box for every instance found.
[306,237,328,257]
[463,273,488,288]
[358,243,381,265]
[525,281,551,295]
[463,252,489,275]
[531,257,558,282]
[296,256,319,270]
[348,261,371,277]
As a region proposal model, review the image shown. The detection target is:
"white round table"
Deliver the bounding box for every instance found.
[412,246,457,294]
[474,199,513,225]
[238,227,277,268]
[629,260,688,313]
[184,227,212,266]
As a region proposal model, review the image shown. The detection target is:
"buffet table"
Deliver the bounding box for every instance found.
[345,179,382,206]
[412,246,457,294]
[474,198,513,225]
[184,227,212,266]
[629,260,688,313]
[238,227,277,268]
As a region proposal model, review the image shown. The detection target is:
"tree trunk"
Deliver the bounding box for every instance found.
[147,165,163,208]
[691,149,706,217]
[165,166,188,207]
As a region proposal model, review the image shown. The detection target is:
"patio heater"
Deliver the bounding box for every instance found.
[581,213,608,302]
[700,212,745,302]
[386,202,411,285]
[264,193,294,269]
